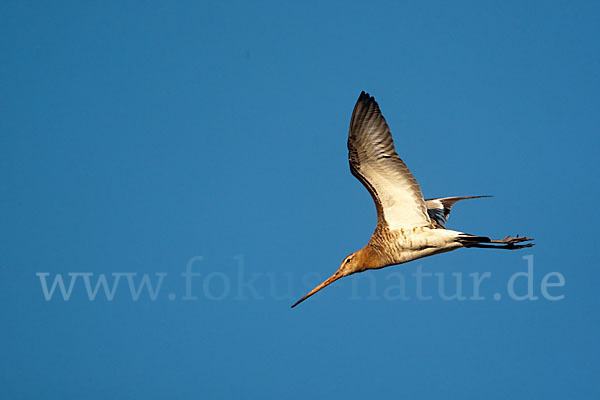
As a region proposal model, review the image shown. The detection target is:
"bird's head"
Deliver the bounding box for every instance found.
[291,251,363,308]
[339,251,365,275]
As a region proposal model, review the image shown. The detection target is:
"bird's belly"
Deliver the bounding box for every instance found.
[379,227,462,266]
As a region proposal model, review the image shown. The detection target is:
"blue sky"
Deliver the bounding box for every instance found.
[1,1,599,399]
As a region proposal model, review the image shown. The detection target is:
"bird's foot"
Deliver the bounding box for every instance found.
[489,235,534,249]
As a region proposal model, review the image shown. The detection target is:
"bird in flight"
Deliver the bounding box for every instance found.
[291,91,534,308]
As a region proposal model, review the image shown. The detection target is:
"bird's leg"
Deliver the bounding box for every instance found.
[468,242,534,250]
[460,235,534,250]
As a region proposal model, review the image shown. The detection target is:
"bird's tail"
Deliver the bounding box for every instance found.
[425,195,491,228]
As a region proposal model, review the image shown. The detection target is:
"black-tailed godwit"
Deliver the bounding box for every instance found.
[291,91,533,308]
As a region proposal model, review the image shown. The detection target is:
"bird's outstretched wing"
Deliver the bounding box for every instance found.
[425,196,491,228]
[348,91,430,230]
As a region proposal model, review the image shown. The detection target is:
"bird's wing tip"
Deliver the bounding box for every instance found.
[356,91,378,109]
[359,90,372,100]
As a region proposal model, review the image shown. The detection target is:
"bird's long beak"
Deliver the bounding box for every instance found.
[291,270,344,308]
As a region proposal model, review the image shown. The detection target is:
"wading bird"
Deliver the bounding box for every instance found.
[291,91,533,308]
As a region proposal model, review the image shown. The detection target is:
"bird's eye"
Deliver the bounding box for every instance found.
[345,258,351,264]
